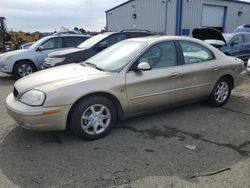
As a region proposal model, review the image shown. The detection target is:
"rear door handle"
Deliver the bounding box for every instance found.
[169,72,180,79]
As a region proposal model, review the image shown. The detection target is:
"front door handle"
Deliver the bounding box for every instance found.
[212,66,219,71]
[169,72,180,79]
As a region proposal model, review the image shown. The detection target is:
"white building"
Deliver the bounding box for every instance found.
[106,0,250,35]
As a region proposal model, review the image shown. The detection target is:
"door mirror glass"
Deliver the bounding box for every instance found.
[137,62,151,71]
[98,41,107,50]
[231,40,239,46]
[38,45,44,51]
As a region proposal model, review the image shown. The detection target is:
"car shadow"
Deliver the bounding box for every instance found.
[0,74,17,86]
[0,99,250,188]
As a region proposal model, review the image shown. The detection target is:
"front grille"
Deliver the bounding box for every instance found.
[13,87,19,98]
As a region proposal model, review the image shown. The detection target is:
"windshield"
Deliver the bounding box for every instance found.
[78,34,109,49]
[222,34,234,43]
[28,37,50,50]
[84,40,148,72]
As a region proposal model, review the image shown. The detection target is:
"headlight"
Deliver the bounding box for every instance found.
[45,57,65,66]
[20,90,46,106]
[0,54,12,61]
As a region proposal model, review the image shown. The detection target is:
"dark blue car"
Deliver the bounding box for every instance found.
[193,28,250,62]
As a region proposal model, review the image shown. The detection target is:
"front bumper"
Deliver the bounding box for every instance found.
[0,61,13,73]
[5,93,71,131]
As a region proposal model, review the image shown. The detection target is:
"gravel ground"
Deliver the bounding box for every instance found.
[0,72,249,188]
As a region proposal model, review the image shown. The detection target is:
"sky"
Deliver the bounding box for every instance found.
[0,0,127,32]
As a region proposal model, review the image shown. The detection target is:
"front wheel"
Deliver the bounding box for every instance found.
[208,78,232,107]
[14,61,36,78]
[69,96,117,140]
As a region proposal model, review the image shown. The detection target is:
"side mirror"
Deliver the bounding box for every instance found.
[231,41,239,47]
[38,45,45,51]
[137,62,151,71]
[98,42,107,49]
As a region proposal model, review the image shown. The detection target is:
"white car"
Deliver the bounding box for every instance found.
[247,58,250,73]
[0,34,90,78]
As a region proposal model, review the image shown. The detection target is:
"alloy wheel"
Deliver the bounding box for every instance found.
[81,104,111,135]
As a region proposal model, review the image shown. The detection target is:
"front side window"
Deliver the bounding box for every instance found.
[78,34,109,49]
[230,35,243,46]
[127,32,148,38]
[42,38,63,50]
[180,41,214,64]
[137,41,177,69]
[101,34,126,47]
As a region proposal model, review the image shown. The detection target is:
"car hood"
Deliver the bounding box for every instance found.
[0,49,29,57]
[14,63,111,93]
[192,28,226,43]
[48,47,85,57]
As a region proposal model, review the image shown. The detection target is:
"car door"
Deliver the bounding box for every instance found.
[229,35,244,59]
[178,41,218,100]
[126,41,183,112]
[242,34,250,60]
[35,37,63,69]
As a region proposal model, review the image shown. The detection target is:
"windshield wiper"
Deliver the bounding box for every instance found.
[82,62,104,71]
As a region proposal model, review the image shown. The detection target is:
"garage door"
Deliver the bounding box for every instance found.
[202,5,225,28]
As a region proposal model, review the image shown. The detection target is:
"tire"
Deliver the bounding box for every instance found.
[13,61,36,78]
[69,96,117,140]
[208,77,232,107]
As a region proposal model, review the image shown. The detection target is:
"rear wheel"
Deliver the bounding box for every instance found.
[208,77,232,107]
[14,61,36,78]
[69,96,117,140]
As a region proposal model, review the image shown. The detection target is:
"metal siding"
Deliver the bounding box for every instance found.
[106,0,250,35]
[166,0,177,35]
[107,0,168,34]
[106,1,134,32]
[181,0,250,34]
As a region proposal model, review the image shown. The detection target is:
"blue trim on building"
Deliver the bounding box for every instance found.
[222,6,227,32]
[106,0,134,13]
[175,0,183,36]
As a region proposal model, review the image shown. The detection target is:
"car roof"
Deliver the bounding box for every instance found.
[46,34,90,39]
[224,32,250,37]
[126,35,195,44]
[102,30,154,35]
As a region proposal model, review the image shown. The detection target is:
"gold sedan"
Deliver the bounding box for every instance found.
[6,36,246,140]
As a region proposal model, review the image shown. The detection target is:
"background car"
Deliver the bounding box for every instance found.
[6,36,246,140]
[193,28,250,62]
[43,30,155,68]
[247,58,250,73]
[234,24,250,33]
[0,34,90,77]
[20,42,34,49]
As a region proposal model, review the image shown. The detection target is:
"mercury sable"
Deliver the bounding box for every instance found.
[6,36,246,140]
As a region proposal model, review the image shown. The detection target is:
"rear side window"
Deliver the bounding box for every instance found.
[64,37,88,47]
[243,34,250,42]
[180,41,214,64]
